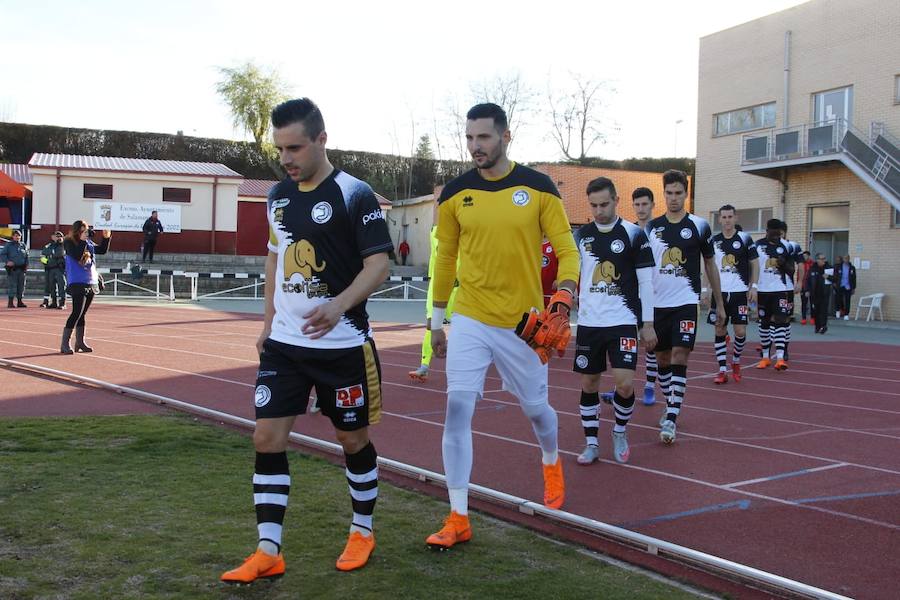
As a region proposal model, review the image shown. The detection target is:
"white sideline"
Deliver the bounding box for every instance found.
[0,356,853,600]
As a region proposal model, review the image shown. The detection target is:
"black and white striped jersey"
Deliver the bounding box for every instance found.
[711,231,758,293]
[574,218,654,327]
[755,237,794,293]
[266,169,393,349]
[646,214,714,308]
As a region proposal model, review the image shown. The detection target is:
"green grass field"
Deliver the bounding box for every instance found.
[0,415,703,599]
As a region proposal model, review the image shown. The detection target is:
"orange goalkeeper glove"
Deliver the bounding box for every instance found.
[546,288,574,317]
[515,309,571,364]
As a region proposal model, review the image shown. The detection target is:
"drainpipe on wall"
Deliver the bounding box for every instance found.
[54,168,61,231]
[211,176,218,254]
[780,30,792,221]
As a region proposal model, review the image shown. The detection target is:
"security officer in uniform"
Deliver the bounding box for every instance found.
[41,231,67,309]
[2,230,29,308]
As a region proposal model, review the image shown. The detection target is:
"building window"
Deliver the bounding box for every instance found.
[813,86,853,123]
[709,207,773,234]
[83,183,113,199]
[895,75,900,104]
[162,187,191,203]
[714,103,776,136]
[894,208,900,228]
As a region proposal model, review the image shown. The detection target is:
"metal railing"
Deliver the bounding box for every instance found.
[741,118,900,200]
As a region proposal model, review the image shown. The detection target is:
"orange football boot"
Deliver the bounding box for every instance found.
[336,532,375,571]
[543,459,565,509]
[221,548,285,584]
[426,511,472,550]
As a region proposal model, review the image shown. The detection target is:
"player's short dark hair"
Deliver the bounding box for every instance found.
[766,218,782,230]
[271,98,325,139]
[735,224,743,231]
[586,177,617,197]
[780,220,788,233]
[662,169,689,191]
[802,250,810,257]
[718,204,736,214]
[632,187,654,203]
[466,103,508,133]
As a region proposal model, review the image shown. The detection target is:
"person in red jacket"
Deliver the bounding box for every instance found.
[541,239,558,307]
[398,240,410,265]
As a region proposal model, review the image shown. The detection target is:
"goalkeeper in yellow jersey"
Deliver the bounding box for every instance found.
[425,103,579,550]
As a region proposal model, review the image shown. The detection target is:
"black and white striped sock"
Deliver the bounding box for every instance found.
[667,365,687,422]
[714,335,727,371]
[774,325,787,359]
[658,366,672,404]
[254,451,290,554]
[346,442,378,536]
[759,323,771,358]
[612,392,635,433]
[645,351,658,384]
[579,390,600,446]
[733,336,746,364]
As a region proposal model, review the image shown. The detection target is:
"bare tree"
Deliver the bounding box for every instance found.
[440,93,470,163]
[470,70,536,152]
[547,73,617,163]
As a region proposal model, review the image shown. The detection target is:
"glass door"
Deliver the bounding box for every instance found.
[814,86,852,123]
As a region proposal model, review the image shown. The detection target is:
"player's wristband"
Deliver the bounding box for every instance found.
[751,283,759,289]
[430,307,446,330]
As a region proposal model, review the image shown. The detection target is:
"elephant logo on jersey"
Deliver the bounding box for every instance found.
[765,257,780,270]
[661,247,687,268]
[592,260,620,285]
[283,239,326,280]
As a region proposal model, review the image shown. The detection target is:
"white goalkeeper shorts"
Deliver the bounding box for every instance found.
[445,313,549,406]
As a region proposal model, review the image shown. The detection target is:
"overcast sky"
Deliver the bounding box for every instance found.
[0,0,809,162]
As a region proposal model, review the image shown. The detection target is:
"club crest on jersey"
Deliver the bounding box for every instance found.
[545,244,553,254]
[610,239,625,254]
[575,354,589,369]
[336,384,365,409]
[512,189,530,206]
[733,240,742,249]
[254,385,272,407]
[776,246,784,254]
[680,227,692,239]
[311,201,333,224]
[272,198,291,209]
[541,255,550,268]
[679,320,695,334]
[619,337,638,353]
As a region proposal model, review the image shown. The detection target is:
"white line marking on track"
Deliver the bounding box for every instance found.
[722,463,850,489]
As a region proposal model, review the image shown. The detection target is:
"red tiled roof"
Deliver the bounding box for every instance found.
[239,179,277,197]
[533,164,690,225]
[0,163,32,185]
[239,178,392,208]
[28,153,243,178]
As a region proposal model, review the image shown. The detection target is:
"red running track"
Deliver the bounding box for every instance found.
[2,304,898,599]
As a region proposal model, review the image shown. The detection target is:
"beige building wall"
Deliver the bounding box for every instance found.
[385,197,435,268]
[696,0,900,319]
[30,170,240,231]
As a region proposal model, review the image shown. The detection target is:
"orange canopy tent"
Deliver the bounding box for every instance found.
[0,170,27,198]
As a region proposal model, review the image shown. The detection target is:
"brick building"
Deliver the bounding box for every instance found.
[695,0,900,319]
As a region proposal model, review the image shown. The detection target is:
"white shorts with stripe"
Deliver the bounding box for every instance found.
[446,313,549,406]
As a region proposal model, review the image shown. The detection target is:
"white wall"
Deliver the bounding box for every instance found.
[30,169,239,231]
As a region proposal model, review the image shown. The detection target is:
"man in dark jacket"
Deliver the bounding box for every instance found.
[141,211,164,262]
[834,254,856,320]
[41,231,67,309]
[807,253,832,334]
[1,230,29,308]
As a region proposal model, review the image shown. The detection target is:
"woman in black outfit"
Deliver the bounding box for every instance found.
[61,220,111,354]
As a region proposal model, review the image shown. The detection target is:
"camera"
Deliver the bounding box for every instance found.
[87,227,95,238]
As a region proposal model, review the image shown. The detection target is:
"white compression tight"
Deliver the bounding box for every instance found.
[443,391,560,492]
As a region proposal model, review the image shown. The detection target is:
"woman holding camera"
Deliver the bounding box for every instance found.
[61,220,111,354]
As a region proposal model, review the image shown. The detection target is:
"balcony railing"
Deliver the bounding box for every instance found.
[741,118,900,199]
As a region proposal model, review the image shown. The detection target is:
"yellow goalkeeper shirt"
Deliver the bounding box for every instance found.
[433,162,579,328]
